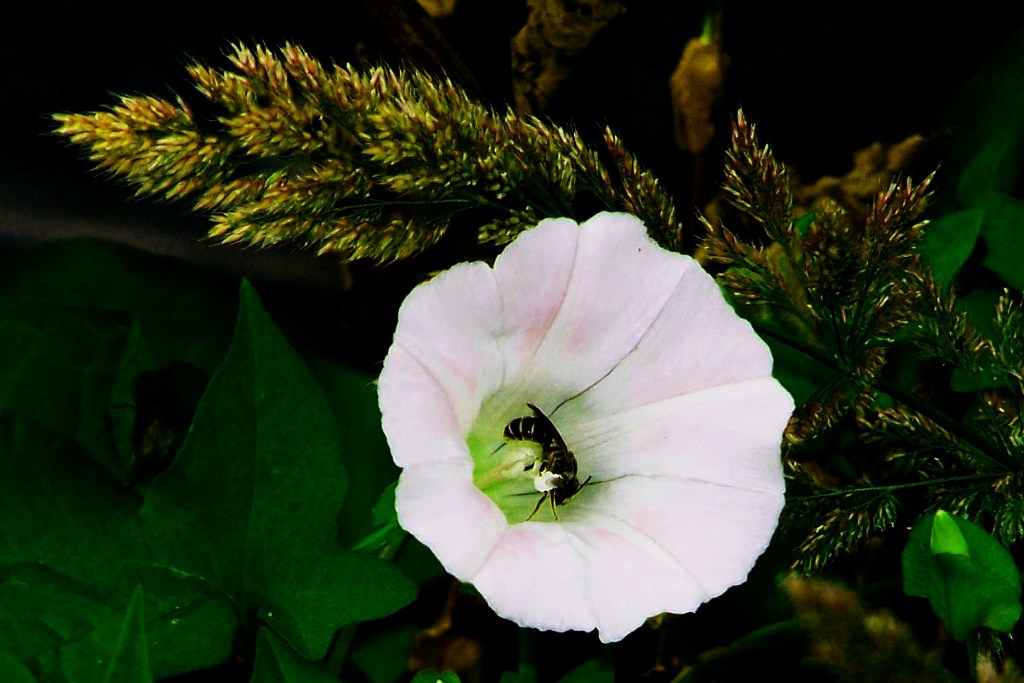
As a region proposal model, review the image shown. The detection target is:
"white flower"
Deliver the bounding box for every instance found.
[378,212,794,642]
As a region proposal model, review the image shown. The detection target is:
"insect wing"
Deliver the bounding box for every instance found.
[526,402,569,452]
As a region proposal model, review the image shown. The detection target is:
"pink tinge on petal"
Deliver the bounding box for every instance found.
[564,257,777,416]
[379,346,466,468]
[385,261,506,437]
[380,212,793,641]
[573,476,784,601]
[491,216,579,372]
[492,213,691,408]
[465,506,730,643]
[469,523,596,634]
[566,522,708,643]
[396,460,508,579]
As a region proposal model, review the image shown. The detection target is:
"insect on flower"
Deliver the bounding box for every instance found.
[380,212,794,641]
[503,402,592,521]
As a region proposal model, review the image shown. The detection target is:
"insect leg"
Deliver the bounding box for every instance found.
[525,492,549,521]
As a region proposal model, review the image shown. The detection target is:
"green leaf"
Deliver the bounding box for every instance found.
[931,28,1024,292]
[250,629,338,683]
[410,670,461,683]
[307,355,401,548]
[918,209,982,286]
[0,562,118,682]
[938,28,1024,207]
[0,651,37,683]
[556,655,615,683]
[0,297,149,482]
[0,239,236,481]
[0,564,211,683]
[142,280,415,660]
[348,622,418,683]
[352,482,404,553]
[793,211,815,235]
[959,127,1024,208]
[978,192,1024,291]
[0,239,235,373]
[903,510,1022,640]
[0,420,237,681]
[929,510,970,557]
[129,567,236,679]
[394,536,446,586]
[100,587,152,683]
[0,419,143,578]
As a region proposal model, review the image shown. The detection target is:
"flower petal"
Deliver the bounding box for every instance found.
[568,520,707,642]
[380,261,505,466]
[556,253,775,417]
[567,377,793,490]
[468,509,724,643]
[572,475,783,602]
[482,213,690,422]
[491,216,580,372]
[395,459,507,578]
[469,523,596,634]
[378,346,463,468]
[381,212,793,642]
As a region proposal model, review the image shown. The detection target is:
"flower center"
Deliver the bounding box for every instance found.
[468,400,590,523]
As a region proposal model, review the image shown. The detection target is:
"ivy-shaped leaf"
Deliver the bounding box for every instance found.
[0,651,37,683]
[934,27,1024,291]
[556,656,615,683]
[903,510,1022,641]
[977,193,1024,291]
[141,281,416,660]
[306,356,401,549]
[917,209,983,286]
[0,421,236,682]
[0,297,148,482]
[347,621,418,683]
[250,629,338,683]
[352,482,404,554]
[100,587,152,683]
[0,239,236,374]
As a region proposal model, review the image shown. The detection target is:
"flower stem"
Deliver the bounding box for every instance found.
[789,473,998,501]
[517,629,538,683]
[968,631,980,682]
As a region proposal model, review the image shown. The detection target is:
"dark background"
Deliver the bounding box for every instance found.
[2,0,1022,289]
[2,6,1023,677]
